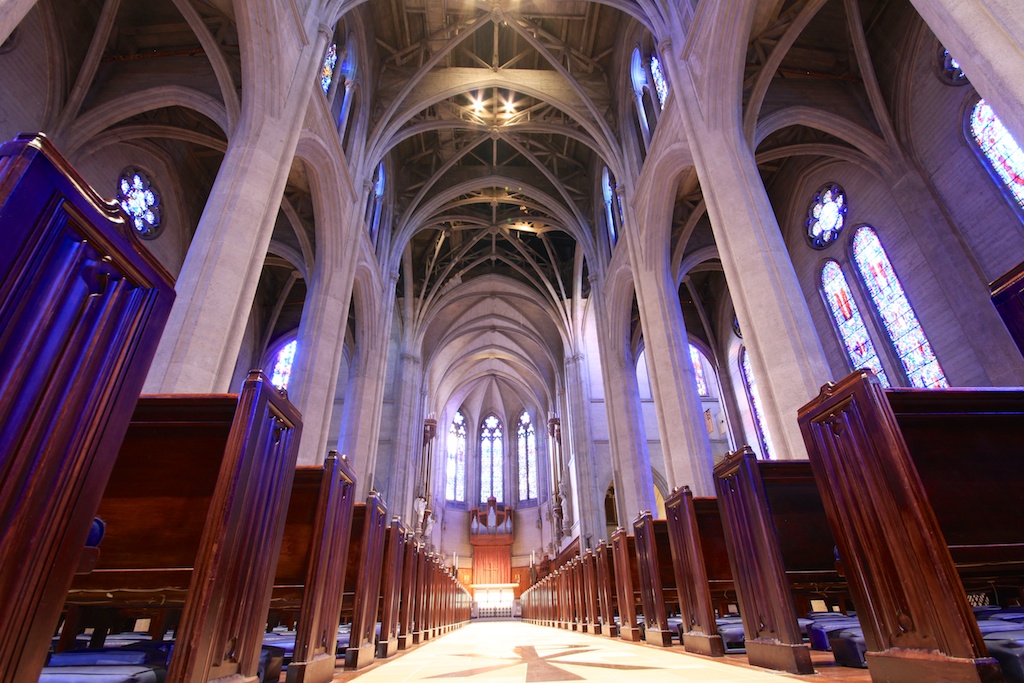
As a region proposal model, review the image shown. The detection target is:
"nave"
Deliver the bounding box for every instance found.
[337,620,867,683]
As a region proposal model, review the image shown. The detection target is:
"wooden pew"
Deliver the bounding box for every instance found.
[633,512,678,647]
[611,528,643,642]
[64,371,302,683]
[663,486,727,657]
[991,259,1024,356]
[799,370,1024,683]
[376,518,407,658]
[713,447,845,675]
[271,452,357,683]
[397,536,421,649]
[0,133,176,683]
[594,540,619,637]
[581,550,601,634]
[342,494,388,669]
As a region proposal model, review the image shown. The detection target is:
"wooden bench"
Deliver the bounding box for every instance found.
[611,528,643,641]
[376,518,407,658]
[633,512,680,647]
[341,495,388,669]
[663,486,729,657]
[799,369,1024,683]
[271,453,357,683]
[396,534,421,649]
[64,371,302,683]
[0,133,175,683]
[713,448,846,675]
[594,540,619,637]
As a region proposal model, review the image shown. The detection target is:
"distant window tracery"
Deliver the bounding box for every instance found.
[480,414,503,502]
[689,345,709,397]
[806,183,847,249]
[938,47,967,85]
[270,339,297,391]
[117,169,161,238]
[368,162,386,241]
[852,227,948,388]
[821,260,890,386]
[321,43,337,94]
[445,411,467,503]
[740,347,774,459]
[602,166,617,244]
[650,54,669,110]
[968,99,1024,211]
[517,411,537,502]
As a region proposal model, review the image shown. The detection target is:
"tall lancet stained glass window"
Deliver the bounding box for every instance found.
[445,411,467,502]
[517,411,537,502]
[689,345,709,396]
[270,339,297,391]
[321,43,337,94]
[852,227,948,388]
[821,260,890,387]
[968,99,1024,211]
[740,348,774,459]
[480,415,503,502]
[650,54,669,110]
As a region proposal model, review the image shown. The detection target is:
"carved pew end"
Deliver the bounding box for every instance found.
[746,639,814,675]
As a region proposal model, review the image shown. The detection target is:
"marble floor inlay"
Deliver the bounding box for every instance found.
[340,620,855,682]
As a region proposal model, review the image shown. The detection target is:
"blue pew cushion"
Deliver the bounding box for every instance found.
[828,628,868,668]
[39,665,165,683]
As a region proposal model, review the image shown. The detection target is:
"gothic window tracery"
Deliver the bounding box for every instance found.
[740,347,774,459]
[851,227,948,388]
[480,414,503,502]
[602,166,618,244]
[938,48,967,85]
[517,411,537,502]
[806,183,847,249]
[445,411,467,503]
[117,168,161,238]
[270,338,297,391]
[967,98,1024,212]
[320,42,337,95]
[689,345,709,397]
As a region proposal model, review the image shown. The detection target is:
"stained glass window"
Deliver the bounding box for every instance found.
[369,162,385,239]
[602,166,616,244]
[939,48,967,84]
[968,99,1024,211]
[480,414,503,502]
[852,227,948,388]
[117,169,161,238]
[321,43,338,95]
[270,339,297,391]
[740,347,774,459]
[689,345,709,397]
[821,260,890,386]
[806,183,847,248]
[445,411,467,502]
[650,54,668,110]
[517,411,537,501]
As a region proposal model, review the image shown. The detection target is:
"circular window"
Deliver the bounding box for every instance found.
[117,168,161,239]
[805,183,847,249]
[937,47,968,86]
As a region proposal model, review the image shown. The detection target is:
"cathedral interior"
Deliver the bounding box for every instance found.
[1,0,1024,677]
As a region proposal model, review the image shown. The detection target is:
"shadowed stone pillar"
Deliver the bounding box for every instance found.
[0,0,34,46]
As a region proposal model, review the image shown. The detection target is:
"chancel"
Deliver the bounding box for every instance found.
[1,1,1024,682]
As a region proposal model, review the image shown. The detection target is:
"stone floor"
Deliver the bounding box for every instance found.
[334,620,871,682]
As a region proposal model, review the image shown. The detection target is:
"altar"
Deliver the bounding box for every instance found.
[469,498,516,618]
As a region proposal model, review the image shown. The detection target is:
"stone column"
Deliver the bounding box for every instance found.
[144,25,329,394]
[910,0,1024,145]
[561,354,603,544]
[628,228,716,496]
[673,63,831,461]
[389,350,425,521]
[0,0,34,46]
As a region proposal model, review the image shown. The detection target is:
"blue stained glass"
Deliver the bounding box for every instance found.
[446,411,466,502]
[321,43,337,95]
[806,183,847,248]
[740,348,774,459]
[689,345,709,396]
[940,49,966,83]
[270,339,297,391]
[852,227,948,388]
[650,55,668,110]
[821,261,890,387]
[969,99,1024,211]
[480,415,503,502]
[118,169,161,238]
[517,411,537,501]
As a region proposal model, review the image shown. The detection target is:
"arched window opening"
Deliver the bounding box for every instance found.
[967,99,1024,211]
[117,168,161,239]
[602,166,617,244]
[650,53,669,109]
[480,414,504,502]
[631,47,655,147]
[852,227,948,388]
[445,411,467,503]
[517,411,537,502]
[739,347,774,459]
[270,338,297,391]
[938,47,967,85]
[821,260,890,386]
[335,38,357,138]
[367,162,385,242]
[320,42,337,95]
[689,344,710,397]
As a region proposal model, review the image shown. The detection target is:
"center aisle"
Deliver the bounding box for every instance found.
[340,620,838,682]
